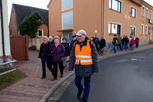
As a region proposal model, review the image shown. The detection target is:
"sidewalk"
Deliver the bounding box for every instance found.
[0,44,153,102]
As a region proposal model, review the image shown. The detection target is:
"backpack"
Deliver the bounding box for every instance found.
[113,38,118,45]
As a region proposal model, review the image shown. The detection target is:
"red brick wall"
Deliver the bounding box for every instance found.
[9,6,18,36]
[36,24,49,38]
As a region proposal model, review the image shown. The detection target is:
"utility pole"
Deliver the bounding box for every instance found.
[0,0,6,63]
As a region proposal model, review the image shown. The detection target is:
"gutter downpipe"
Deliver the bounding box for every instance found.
[0,0,6,63]
[103,0,105,38]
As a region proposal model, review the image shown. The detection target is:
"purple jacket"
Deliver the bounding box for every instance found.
[49,44,65,62]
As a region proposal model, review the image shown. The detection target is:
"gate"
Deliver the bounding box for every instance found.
[10,35,29,60]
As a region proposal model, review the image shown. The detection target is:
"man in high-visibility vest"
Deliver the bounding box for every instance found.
[69,30,99,102]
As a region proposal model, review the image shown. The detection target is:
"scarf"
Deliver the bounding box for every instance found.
[55,43,60,47]
[42,41,49,45]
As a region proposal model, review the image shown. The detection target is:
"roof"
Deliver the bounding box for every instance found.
[13,4,48,26]
[47,0,52,8]
[142,0,153,9]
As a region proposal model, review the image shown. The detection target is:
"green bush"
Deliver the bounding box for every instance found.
[30,45,36,50]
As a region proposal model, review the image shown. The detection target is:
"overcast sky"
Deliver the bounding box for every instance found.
[7,0,153,23]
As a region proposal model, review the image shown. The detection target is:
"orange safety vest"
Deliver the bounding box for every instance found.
[75,40,93,65]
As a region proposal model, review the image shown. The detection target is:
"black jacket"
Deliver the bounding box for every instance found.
[99,39,106,48]
[112,38,118,45]
[70,39,77,51]
[122,38,126,45]
[49,40,54,46]
[38,43,51,59]
[61,43,70,56]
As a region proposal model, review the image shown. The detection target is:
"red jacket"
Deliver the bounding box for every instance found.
[135,38,140,43]
[130,39,136,45]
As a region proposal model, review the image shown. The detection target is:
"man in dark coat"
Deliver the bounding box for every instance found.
[70,35,77,51]
[122,35,127,50]
[93,34,100,52]
[99,36,106,55]
[69,30,99,102]
[112,35,118,53]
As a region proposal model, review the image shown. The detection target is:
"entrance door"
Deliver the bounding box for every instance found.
[63,32,73,44]
[10,35,29,60]
[149,26,152,40]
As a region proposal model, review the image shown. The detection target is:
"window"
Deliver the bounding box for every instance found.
[146,8,149,18]
[109,22,121,35]
[38,30,43,37]
[130,26,136,36]
[142,6,145,16]
[145,25,148,35]
[109,0,122,13]
[141,24,144,35]
[151,10,152,20]
[62,11,73,30]
[131,7,136,18]
[62,0,73,11]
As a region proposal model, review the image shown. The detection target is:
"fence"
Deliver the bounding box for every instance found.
[0,56,17,76]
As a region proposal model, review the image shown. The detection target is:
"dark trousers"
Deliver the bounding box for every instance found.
[52,62,63,78]
[136,42,139,48]
[41,58,53,78]
[96,46,99,52]
[118,44,122,50]
[75,75,91,100]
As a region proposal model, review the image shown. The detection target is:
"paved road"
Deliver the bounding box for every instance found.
[59,48,153,102]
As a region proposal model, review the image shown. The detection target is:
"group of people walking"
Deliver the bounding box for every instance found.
[112,35,140,53]
[38,36,70,81]
[38,30,99,102]
[38,31,141,102]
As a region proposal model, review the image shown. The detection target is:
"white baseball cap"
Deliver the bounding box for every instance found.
[76,30,87,36]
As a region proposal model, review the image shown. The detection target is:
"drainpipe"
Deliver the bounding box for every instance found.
[103,0,105,38]
[0,0,6,62]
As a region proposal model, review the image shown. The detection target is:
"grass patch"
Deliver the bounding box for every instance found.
[0,69,26,90]
[0,67,13,74]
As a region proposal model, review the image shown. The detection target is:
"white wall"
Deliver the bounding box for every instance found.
[0,0,11,56]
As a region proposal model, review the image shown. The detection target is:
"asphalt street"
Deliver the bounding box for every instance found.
[59,48,153,102]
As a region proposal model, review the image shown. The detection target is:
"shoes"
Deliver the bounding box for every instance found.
[82,99,87,102]
[41,77,46,79]
[77,91,82,99]
[52,78,57,81]
[61,75,63,77]
[63,66,65,69]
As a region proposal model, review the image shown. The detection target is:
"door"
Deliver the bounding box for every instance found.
[10,35,29,60]
[63,32,73,44]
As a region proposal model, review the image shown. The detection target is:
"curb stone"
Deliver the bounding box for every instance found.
[39,72,75,102]
[39,47,153,102]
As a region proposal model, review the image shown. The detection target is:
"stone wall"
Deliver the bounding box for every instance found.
[28,38,43,50]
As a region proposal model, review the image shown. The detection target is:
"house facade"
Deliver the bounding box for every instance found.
[9,4,49,38]
[0,0,11,63]
[48,0,153,49]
